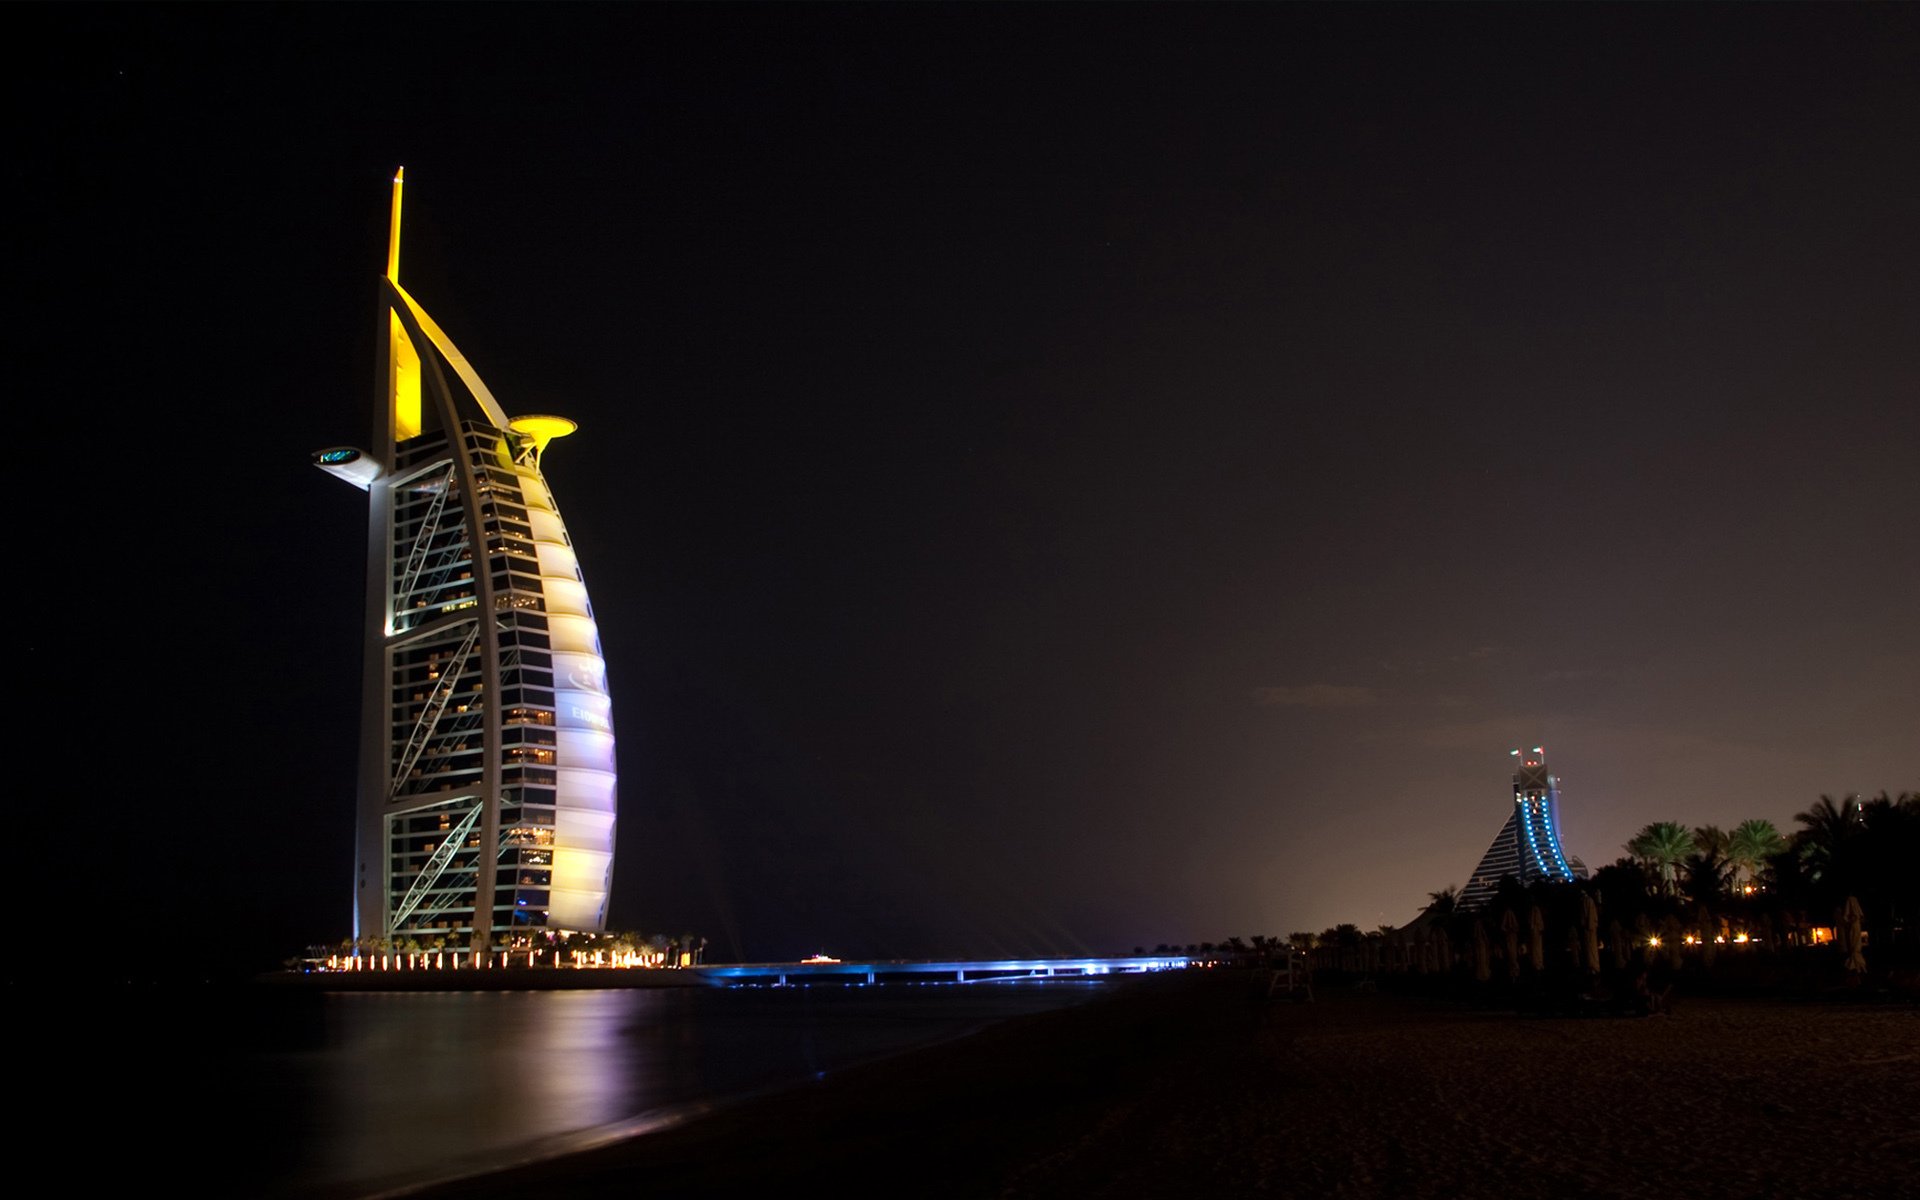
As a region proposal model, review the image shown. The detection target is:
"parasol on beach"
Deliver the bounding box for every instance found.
[1660,914,1686,970]
[1473,919,1492,983]
[1435,927,1453,972]
[1608,917,1630,970]
[1501,909,1521,982]
[1416,930,1431,974]
[1634,912,1654,966]
[1527,905,1546,972]
[1841,895,1867,973]
[1580,894,1602,975]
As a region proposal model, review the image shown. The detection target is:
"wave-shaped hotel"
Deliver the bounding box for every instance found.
[314,170,616,950]
[1455,747,1586,911]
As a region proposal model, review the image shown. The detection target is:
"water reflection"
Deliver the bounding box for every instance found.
[241,981,1101,1196]
[297,991,651,1193]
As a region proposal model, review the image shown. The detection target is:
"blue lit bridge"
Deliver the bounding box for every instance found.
[691,955,1192,987]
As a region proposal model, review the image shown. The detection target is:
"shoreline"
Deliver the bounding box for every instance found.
[409,971,1919,1199]
[255,966,707,992]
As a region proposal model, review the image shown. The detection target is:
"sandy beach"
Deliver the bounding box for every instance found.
[416,972,1918,1199]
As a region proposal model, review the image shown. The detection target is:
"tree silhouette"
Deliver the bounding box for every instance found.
[1727,819,1786,888]
[1693,824,1730,857]
[1627,821,1693,895]
[1681,848,1734,905]
[1792,795,1863,883]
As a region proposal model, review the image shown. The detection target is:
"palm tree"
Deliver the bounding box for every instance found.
[1846,792,1920,949]
[1727,819,1786,889]
[1681,849,1734,905]
[1326,924,1363,971]
[1591,857,1654,915]
[1793,795,1863,882]
[1426,885,1459,916]
[1693,825,1730,857]
[1627,821,1693,895]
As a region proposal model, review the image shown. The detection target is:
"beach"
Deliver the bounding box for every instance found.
[416,972,1918,1199]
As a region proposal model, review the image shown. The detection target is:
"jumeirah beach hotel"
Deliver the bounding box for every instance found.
[1456,747,1587,912]
[314,170,617,949]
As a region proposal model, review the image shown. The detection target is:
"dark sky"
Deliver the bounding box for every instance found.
[17,5,1916,971]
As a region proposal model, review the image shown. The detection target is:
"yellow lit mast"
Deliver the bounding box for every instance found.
[387,167,424,440]
[387,167,404,282]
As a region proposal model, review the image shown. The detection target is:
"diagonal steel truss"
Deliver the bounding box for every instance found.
[389,801,483,932]
[395,464,458,607]
[390,619,481,799]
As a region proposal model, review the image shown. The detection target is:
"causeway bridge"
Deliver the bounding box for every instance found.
[691,955,1192,987]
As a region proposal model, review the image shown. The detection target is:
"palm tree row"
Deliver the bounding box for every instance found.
[1137,934,1291,961]
[1624,818,1788,899]
[1601,792,1917,960]
[1624,793,1914,904]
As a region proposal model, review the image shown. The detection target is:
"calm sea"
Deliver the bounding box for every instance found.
[36,980,1108,1197]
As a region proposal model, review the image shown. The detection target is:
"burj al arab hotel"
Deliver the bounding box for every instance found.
[314,171,617,949]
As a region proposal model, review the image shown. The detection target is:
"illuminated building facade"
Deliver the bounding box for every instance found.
[314,170,616,949]
[1456,748,1585,912]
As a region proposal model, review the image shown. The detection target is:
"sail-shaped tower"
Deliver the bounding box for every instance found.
[314,170,617,950]
[1456,748,1585,912]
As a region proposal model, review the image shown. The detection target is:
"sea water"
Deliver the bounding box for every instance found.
[47,980,1108,1197]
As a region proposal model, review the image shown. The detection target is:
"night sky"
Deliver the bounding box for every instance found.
[18,5,1916,973]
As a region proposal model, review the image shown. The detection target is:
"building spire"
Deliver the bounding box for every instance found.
[387,166,405,282]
